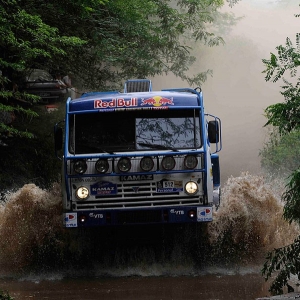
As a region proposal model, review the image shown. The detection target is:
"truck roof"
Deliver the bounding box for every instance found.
[68,90,202,113]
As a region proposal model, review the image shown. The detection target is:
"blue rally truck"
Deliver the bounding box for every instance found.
[54,79,222,228]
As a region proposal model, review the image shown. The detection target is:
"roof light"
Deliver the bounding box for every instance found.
[184,155,198,169]
[140,156,154,172]
[73,160,87,174]
[117,157,131,172]
[161,156,175,170]
[95,159,109,173]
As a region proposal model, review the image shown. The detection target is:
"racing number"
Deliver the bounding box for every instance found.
[163,181,174,188]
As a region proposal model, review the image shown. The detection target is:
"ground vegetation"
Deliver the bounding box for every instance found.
[0,290,13,300]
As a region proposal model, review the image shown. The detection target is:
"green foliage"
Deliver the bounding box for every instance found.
[260,129,300,177]
[262,168,300,295]
[226,0,241,7]
[0,1,86,72]
[264,98,300,135]
[262,37,300,83]
[282,169,300,225]
[0,290,13,300]
[0,104,65,190]
[262,236,300,295]
[262,32,300,135]
[25,0,233,90]
[0,0,85,141]
[261,8,300,295]
[264,79,300,134]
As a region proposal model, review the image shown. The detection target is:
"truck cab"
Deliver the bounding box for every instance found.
[54,79,222,227]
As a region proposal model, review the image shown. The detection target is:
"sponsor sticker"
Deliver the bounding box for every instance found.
[141,96,174,107]
[197,207,213,222]
[90,181,118,195]
[63,213,77,227]
[120,174,153,181]
[94,98,138,109]
[89,213,104,219]
[170,209,184,215]
[156,179,183,193]
[73,177,98,183]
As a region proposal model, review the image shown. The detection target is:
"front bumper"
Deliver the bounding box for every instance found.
[63,205,213,227]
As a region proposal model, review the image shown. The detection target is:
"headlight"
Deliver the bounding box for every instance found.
[140,156,154,172]
[184,155,198,169]
[76,186,89,200]
[185,181,198,195]
[95,159,109,173]
[73,160,87,174]
[161,156,176,170]
[117,157,131,172]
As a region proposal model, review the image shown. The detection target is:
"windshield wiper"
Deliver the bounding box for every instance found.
[138,142,178,152]
[75,143,115,154]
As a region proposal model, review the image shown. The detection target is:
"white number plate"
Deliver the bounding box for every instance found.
[163,181,174,188]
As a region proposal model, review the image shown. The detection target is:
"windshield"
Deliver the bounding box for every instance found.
[69,109,201,154]
[136,118,199,149]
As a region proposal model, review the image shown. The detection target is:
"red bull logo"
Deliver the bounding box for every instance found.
[94,98,138,109]
[141,96,174,107]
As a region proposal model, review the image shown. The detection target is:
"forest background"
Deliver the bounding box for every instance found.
[0,0,240,189]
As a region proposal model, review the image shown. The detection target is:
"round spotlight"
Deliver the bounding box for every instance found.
[76,186,89,200]
[95,158,109,173]
[73,160,87,174]
[161,156,176,170]
[185,181,198,195]
[117,157,131,172]
[140,156,154,172]
[184,155,198,169]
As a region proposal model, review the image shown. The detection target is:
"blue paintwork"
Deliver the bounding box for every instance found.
[68,90,202,113]
[58,82,221,227]
[74,206,211,227]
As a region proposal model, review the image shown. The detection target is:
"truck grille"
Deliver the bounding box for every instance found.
[73,181,203,210]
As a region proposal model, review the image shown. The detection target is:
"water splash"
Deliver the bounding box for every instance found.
[0,183,63,274]
[0,173,297,277]
[208,172,298,264]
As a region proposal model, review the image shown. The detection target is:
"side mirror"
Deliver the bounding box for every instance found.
[208,120,219,144]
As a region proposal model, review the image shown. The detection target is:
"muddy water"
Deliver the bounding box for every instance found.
[0,173,298,299]
[0,274,269,300]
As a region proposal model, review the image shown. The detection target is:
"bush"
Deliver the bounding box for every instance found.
[0,290,13,300]
[0,102,65,192]
[260,128,300,178]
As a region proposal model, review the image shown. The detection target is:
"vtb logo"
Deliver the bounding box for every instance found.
[141,96,174,107]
